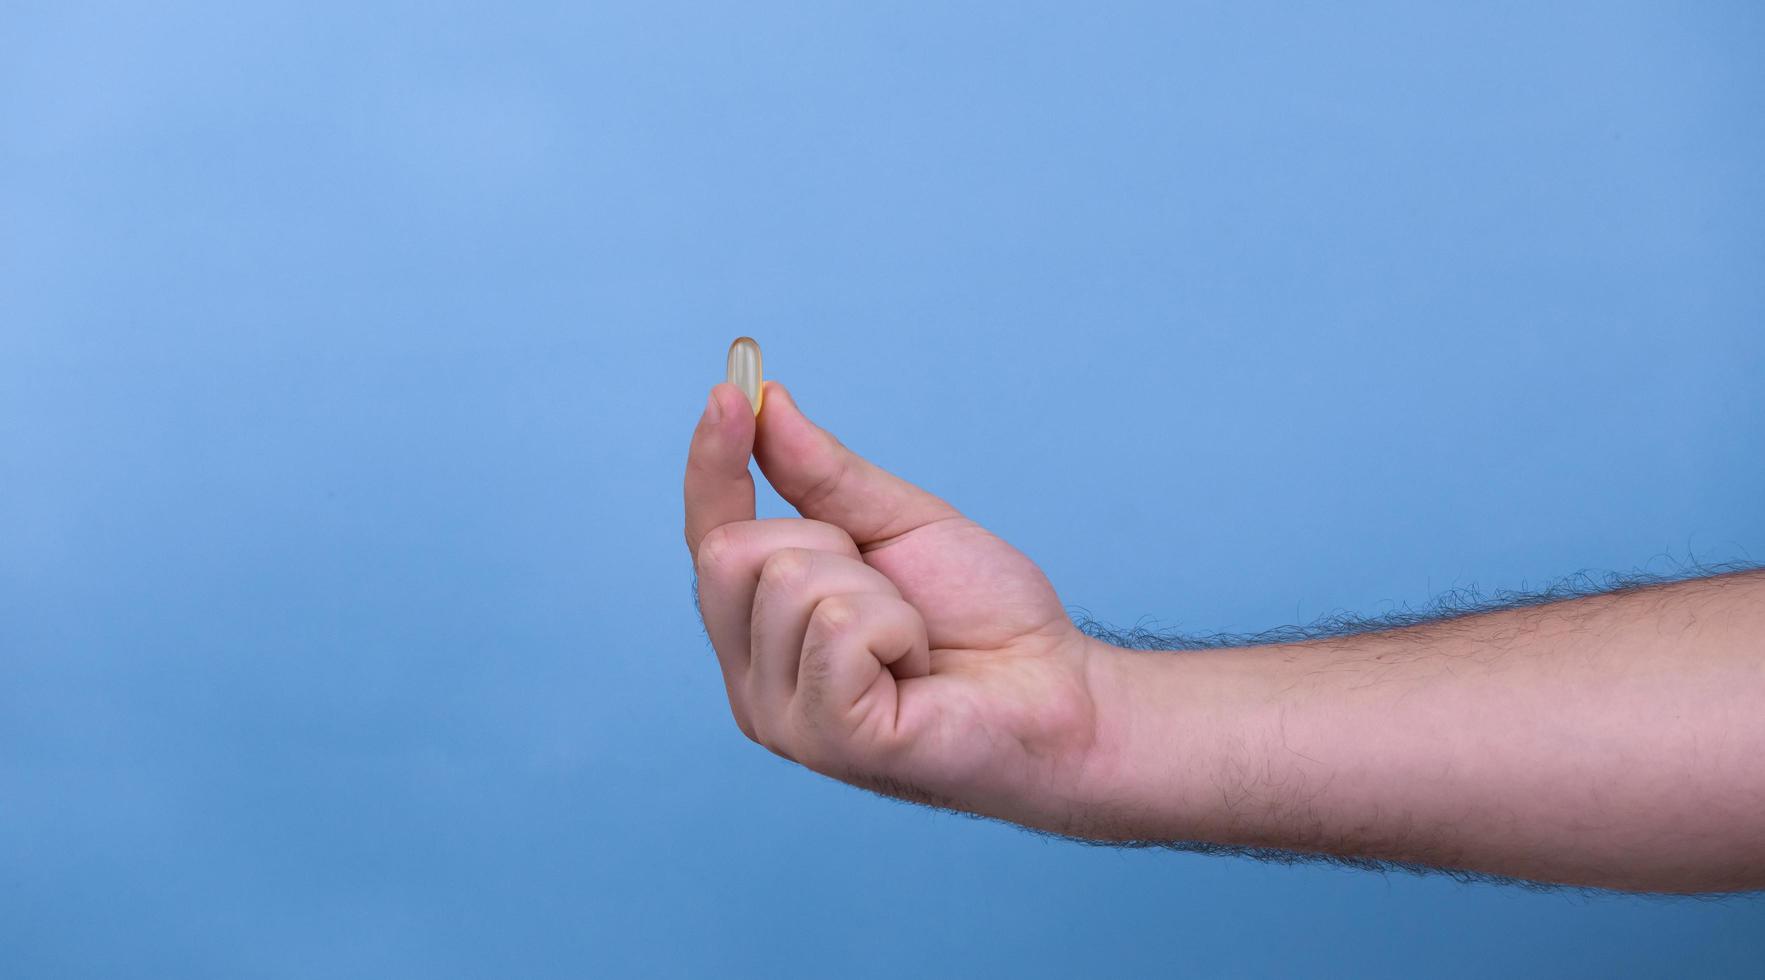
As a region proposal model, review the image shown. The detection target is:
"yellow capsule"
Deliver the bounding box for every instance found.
[726,336,763,415]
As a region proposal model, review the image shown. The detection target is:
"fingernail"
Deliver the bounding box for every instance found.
[704,390,723,424]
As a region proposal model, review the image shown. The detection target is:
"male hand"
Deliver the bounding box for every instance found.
[683,379,1765,892]
[684,380,1104,831]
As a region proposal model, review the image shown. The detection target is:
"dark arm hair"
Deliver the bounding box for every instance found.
[1042,558,1765,896]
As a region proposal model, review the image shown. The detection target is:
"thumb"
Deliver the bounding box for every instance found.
[753,381,960,547]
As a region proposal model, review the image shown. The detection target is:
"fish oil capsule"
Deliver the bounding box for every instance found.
[726,336,763,415]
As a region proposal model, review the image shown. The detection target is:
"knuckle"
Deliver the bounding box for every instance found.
[810,594,862,639]
[803,519,859,555]
[749,716,795,760]
[757,548,815,596]
[695,523,742,577]
[725,688,758,742]
[732,709,759,744]
[743,698,772,748]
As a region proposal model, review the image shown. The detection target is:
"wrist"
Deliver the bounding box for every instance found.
[1076,636,1298,844]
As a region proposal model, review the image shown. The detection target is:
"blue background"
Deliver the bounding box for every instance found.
[4,2,1763,976]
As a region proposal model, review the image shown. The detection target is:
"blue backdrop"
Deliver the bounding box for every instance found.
[4,2,1762,976]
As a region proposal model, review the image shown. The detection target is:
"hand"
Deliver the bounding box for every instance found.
[683,380,1106,831]
[685,380,1765,891]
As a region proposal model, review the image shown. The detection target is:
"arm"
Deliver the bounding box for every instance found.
[683,380,1765,893]
[1083,571,1765,892]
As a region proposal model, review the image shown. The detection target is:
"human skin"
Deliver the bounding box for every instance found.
[683,379,1765,893]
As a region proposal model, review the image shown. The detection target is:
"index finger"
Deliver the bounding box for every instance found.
[683,382,758,558]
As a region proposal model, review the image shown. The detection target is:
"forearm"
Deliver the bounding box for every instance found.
[1079,571,1765,892]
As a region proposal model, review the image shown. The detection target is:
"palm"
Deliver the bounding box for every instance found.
[862,517,1066,650]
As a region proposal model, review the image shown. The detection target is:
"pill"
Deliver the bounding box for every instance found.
[726,336,763,415]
